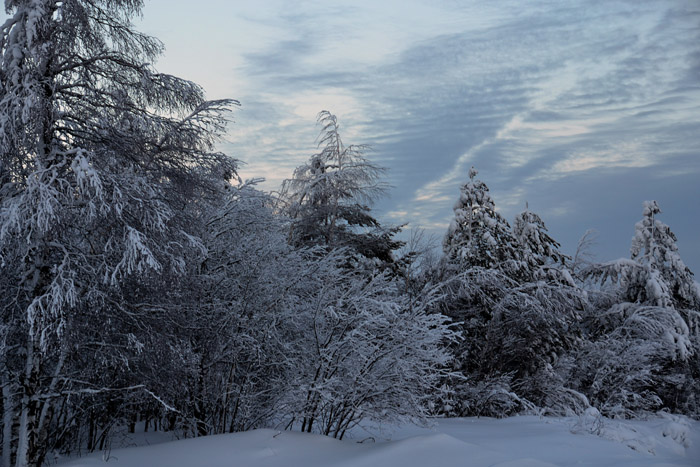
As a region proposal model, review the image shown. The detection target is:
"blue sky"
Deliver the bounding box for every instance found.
[108,1,700,271]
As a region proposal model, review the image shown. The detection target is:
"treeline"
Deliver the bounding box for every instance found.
[428,170,699,419]
[0,2,698,467]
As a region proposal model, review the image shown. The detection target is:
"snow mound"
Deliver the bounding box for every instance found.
[335,433,501,467]
[570,410,696,458]
[661,414,692,449]
[57,416,699,467]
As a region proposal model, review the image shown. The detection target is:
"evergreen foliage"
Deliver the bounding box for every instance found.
[437,169,585,417]
[577,201,700,417]
[285,111,402,268]
[513,205,573,284]
[443,167,521,276]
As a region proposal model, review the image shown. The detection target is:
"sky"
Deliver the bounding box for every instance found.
[82,1,700,271]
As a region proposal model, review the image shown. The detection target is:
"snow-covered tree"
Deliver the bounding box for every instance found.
[433,263,585,417]
[145,181,455,440]
[437,170,587,417]
[585,201,699,310]
[175,181,309,436]
[578,201,700,417]
[570,302,693,417]
[285,111,402,267]
[513,204,573,284]
[630,201,699,309]
[0,1,236,464]
[443,167,521,276]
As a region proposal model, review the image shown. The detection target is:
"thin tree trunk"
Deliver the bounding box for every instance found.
[15,341,40,467]
[2,380,15,467]
[87,412,96,452]
[228,397,240,433]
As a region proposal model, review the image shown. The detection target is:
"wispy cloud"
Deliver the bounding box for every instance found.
[137,0,700,271]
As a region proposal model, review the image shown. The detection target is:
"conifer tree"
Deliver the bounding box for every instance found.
[630,201,700,309]
[438,169,585,417]
[443,167,520,275]
[578,201,700,416]
[586,201,700,310]
[513,204,574,285]
[286,111,402,267]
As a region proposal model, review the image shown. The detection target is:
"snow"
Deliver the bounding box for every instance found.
[56,415,699,467]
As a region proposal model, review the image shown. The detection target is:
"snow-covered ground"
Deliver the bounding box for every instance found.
[57,413,699,467]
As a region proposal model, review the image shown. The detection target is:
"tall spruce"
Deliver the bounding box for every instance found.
[443,167,520,275]
[438,169,585,417]
[578,201,700,417]
[513,204,574,285]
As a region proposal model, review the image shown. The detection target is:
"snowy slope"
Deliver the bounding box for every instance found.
[57,415,699,467]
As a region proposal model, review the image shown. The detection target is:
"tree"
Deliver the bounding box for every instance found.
[570,302,692,417]
[0,1,236,464]
[578,201,700,417]
[512,204,573,284]
[277,257,455,438]
[585,201,700,310]
[630,201,700,309]
[433,264,585,417]
[174,181,309,436]
[145,180,455,440]
[437,169,586,417]
[285,111,402,267]
[443,167,521,276]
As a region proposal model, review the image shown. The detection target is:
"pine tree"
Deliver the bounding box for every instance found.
[438,169,586,417]
[513,204,573,285]
[578,201,700,417]
[630,201,700,309]
[0,1,235,464]
[585,201,699,310]
[443,167,520,275]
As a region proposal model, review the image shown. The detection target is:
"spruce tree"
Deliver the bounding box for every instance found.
[630,201,700,309]
[513,204,573,285]
[443,167,520,275]
[578,201,700,417]
[439,169,585,417]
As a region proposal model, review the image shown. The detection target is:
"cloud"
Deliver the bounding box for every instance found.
[151,0,700,271]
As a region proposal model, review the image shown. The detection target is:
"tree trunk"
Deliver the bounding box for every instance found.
[15,343,40,467]
[2,380,15,467]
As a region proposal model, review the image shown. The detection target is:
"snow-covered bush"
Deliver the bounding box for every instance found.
[275,264,455,438]
[158,182,456,440]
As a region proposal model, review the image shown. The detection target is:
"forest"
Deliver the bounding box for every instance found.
[0,1,698,466]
